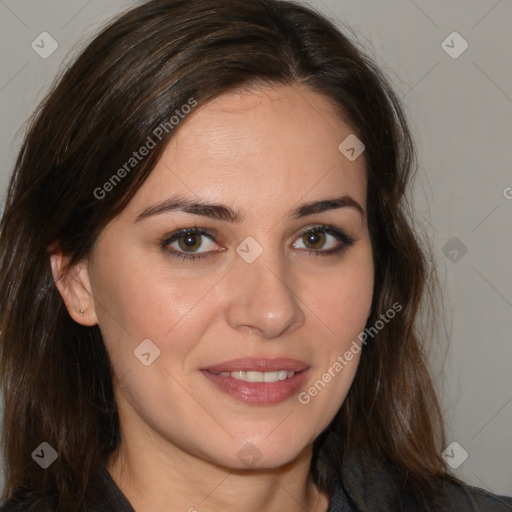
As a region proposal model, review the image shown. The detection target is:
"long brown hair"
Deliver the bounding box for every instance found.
[1,0,460,510]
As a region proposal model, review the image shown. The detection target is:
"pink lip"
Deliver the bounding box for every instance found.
[200,358,311,405]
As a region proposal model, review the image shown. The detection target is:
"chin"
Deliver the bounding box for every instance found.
[209,436,313,471]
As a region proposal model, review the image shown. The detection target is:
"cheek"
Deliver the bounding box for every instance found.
[90,244,226,373]
[297,248,373,413]
[304,249,374,339]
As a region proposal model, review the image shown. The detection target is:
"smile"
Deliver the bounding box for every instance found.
[209,370,296,382]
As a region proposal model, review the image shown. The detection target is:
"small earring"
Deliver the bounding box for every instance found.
[78,308,85,316]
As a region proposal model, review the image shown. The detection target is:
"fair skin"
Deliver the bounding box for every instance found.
[51,84,374,512]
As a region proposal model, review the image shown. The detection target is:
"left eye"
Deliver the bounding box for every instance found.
[293,227,345,252]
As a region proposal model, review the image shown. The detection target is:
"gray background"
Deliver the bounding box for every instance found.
[1,0,511,499]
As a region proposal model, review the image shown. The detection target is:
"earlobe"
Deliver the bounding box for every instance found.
[49,251,98,326]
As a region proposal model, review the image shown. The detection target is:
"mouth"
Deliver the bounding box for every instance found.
[200,358,310,405]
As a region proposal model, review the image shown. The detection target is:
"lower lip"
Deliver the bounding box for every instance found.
[201,369,310,405]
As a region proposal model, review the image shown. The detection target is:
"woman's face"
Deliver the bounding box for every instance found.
[80,84,374,468]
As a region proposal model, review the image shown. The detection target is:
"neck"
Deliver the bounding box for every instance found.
[106,432,329,512]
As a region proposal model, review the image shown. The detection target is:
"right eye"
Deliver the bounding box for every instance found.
[160,227,222,262]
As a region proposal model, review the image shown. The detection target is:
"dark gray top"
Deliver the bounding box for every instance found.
[322,448,512,512]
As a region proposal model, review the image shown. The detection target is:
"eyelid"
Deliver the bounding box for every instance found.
[295,223,348,239]
[161,226,219,244]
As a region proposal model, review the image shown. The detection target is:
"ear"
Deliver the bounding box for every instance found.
[50,251,98,326]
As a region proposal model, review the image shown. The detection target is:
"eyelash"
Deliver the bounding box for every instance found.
[159,225,357,262]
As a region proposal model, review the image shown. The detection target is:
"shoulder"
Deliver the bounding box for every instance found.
[333,446,512,512]
[0,465,133,512]
[441,480,512,511]
[394,474,512,511]
[328,469,512,512]
[0,496,54,512]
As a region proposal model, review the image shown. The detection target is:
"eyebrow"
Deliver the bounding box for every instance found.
[134,194,365,223]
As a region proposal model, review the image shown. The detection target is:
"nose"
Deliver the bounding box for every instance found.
[225,247,305,339]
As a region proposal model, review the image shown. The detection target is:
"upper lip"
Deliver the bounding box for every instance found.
[201,358,309,373]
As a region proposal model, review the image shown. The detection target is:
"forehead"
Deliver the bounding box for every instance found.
[125,84,367,217]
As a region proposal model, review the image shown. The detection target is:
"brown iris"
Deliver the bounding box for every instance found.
[302,229,326,250]
[178,233,202,252]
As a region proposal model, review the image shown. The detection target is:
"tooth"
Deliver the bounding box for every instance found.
[245,371,262,383]
[228,370,296,383]
[263,371,279,383]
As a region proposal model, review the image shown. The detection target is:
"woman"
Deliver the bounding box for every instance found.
[0,0,510,510]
